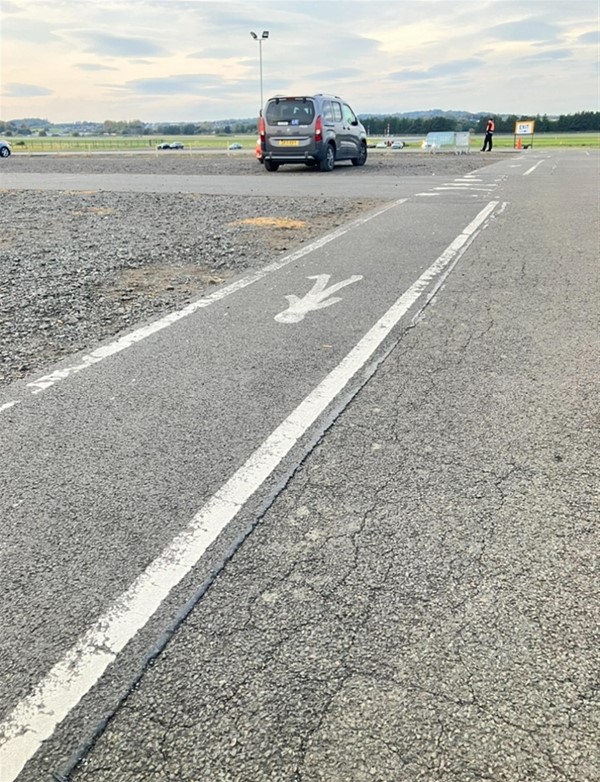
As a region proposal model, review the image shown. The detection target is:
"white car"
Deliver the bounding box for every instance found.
[375,139,405,149]
[0,140,11,158]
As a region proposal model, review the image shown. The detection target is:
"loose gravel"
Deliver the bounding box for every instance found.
[0,151,500,388]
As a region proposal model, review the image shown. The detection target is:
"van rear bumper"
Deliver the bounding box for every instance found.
[262,140,325,164]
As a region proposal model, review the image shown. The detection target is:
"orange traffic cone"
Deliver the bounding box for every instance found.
[516,138,522,150]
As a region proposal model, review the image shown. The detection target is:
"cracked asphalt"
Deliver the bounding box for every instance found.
[1,151,597,782]
[61,153,599,781]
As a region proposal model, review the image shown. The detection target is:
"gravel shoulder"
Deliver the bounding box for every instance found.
[0,152,501,388]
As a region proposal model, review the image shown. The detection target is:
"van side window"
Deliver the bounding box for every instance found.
[322,101,333,122]
[332,102,343,122]
[343,104,357,124]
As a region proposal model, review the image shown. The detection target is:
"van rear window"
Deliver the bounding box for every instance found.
[266,99,315,125]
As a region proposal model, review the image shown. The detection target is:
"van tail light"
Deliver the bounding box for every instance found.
[259,115,265,144]
[315,115,323,143]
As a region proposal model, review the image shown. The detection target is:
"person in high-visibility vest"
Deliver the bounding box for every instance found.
[481,118,495,151]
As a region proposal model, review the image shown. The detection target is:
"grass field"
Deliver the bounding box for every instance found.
[471,133,599,149]
[6,132,599,153]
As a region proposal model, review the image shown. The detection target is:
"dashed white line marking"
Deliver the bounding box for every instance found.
[524,160,545,176]
[434,186,496,191]
[0,201,500,781]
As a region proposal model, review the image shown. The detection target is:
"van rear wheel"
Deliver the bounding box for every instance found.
[319,144,335,172]
[351,142,367,167]
[264,159,280,172]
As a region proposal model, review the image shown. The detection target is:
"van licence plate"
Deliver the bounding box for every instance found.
[278,140,300,147]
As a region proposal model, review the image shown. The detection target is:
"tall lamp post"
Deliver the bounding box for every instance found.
[250,30,269,112]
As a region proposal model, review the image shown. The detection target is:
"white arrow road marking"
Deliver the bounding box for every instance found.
[0,199,405,408]
[274,274,363,323]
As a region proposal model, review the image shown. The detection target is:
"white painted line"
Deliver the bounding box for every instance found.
[17,199,406,400]
[0,201,499,781]
[0,401,19,413]
[524,160,545,176]
[416,192,440,197]
[434,186,495,192]
[411,201,509,326]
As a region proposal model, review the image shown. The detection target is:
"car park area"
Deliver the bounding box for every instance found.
[0,150,497,387]
[1,148,597,782]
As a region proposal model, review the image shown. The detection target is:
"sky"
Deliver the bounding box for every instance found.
[1,0,598,123]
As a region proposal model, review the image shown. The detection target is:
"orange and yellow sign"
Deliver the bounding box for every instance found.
[515,120,535,135]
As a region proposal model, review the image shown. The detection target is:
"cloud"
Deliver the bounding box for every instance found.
[2,82,53,97]
[75,32,167,58]
[76,63,119,72]
[121,74,226,96]
[486,18,561,43]
[1,1,597,122]
[188,46,254,59]
[389,58,482,81]
[1,1,22,12]
[517,49,573,63]
[578,31,600,45]
[1,16,61,43]
[309,68,364,81]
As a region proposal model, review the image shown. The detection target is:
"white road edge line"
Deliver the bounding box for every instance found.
[18,199,406,399]
[0,201,499,781]
[523,160,545,176]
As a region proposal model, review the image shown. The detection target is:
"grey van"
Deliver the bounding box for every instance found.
[259,94,367,172]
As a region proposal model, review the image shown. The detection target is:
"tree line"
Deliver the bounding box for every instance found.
[0,112,598,137]
[362,112,599,135]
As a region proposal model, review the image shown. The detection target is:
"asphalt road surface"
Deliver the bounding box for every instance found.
[1,151,598,782]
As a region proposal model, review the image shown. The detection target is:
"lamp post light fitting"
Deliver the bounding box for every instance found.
[250,30,269,112]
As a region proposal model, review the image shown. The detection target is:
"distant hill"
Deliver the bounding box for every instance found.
[3,110,496,129]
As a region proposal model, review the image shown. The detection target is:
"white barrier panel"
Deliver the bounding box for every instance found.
[422,131,470,154]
